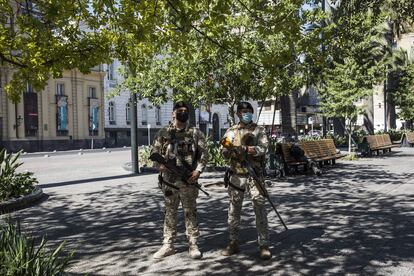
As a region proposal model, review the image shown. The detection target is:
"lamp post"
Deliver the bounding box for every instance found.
[384,70,388,132]
[147,123,151,145]
[130,92,139,174]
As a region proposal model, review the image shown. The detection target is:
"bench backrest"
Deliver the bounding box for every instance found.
[280,139,339,164]
[377,134,387,147]
[279,143,301,164]
[300,139,338,159]
[364,134,392,149]
[324,139,339,155]
[406,132,414,143]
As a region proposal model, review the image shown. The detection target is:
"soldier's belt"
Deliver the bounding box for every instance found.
[228,182,245,192]
[231,170,250,176]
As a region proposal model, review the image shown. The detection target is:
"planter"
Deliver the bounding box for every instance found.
[122,162,158,174]
[204,165,227,172]
[0,186,46,214]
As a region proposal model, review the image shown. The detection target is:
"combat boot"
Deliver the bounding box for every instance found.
[188,243,202,259]
[259,245,272,260]
[153,243,175,259]
[221,240,240,256]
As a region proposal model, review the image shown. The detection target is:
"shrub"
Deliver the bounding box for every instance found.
[343,152,359,161]
[138,145,153,167]
[375,129,404,141]
[0,150,38,202]
[326,134,348,146]
[352,129,367,144]
[206,138,226,167]
[298,135,322,141]
[0,220,73,275]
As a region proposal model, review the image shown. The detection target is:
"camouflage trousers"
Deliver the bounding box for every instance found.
[161,180,199,245]
[227,174,269,246]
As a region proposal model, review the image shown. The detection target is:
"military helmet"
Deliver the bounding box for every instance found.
[173,102,190,111]
[236,101,254,113]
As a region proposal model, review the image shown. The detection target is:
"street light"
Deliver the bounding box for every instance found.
[147,124,151,146]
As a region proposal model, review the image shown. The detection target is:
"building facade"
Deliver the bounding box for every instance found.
[0,67,106,152]
[256,88,324,137]
[103,61,235,147]
[356,33,414,133]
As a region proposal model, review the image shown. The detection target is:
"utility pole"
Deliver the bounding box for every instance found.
[321,0,327,137]
[384,72,388,132]
[130,92,139,174]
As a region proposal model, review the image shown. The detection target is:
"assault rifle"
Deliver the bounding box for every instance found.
[149,152,210,197]
[221,137,288,230]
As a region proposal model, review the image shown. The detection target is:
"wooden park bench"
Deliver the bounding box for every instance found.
[278,143,307,172]
[278,139,344,174]
[300,139,346,166]
[405,132,414,147]
[361,134,399,156]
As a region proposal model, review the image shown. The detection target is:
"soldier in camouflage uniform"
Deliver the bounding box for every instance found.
[220,101,272,260]
[152,102,209,259]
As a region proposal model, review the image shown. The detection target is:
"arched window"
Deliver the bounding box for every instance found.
[126,102,131,125]
[141,104,148,125]
[156,105,161,125]
[107,62,115,80]
[109,101,115,124]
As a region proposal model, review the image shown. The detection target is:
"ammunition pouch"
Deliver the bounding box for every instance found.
[224,169,246,192]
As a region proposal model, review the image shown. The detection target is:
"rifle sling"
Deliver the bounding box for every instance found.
[160,178,180,190]
[157,171,179,190]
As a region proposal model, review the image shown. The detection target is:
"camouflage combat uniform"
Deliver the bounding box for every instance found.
[152,123,208,246]
[221,122,269,246]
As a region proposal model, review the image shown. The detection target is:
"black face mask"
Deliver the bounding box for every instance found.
[176,112,189,123]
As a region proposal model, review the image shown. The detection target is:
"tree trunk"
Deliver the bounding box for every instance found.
[280,93,297,136]
[227,102,236,127]
[333,117,345,136]
[387,98,397,130]
[363,94,374,134]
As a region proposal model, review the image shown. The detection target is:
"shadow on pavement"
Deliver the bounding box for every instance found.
[38,174,139,188]
[4,153,414,275]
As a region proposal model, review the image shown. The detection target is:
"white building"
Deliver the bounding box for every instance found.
[102,60,234,146]
[356,33,414,132]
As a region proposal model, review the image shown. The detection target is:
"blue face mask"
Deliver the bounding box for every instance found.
[241,112,253,124]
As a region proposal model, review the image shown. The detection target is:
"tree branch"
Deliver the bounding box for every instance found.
[164,0,264,69]
[0,53,27,68]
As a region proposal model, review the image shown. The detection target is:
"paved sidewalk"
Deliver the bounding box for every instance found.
[2,148,414,275]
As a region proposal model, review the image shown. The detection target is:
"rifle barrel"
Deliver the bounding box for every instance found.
[243,152,288,230]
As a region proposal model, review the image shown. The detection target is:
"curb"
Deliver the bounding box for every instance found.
[122,162,158,174]
[0,187,46,214]
[20,147,131,158]
[122,163,228,173]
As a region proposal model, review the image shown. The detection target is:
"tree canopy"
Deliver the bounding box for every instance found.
[1,0,414,124]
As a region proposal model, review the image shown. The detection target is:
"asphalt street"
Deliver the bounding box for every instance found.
[3,147,414,275]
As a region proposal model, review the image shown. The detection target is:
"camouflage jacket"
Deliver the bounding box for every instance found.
[221,122,268,174]
[151,123,209,183]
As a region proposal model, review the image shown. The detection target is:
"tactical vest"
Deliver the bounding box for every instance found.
[158,125,198,180]
[229,123,264,174]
